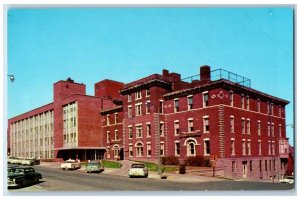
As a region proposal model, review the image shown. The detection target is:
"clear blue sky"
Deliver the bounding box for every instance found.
[7,7,294,144]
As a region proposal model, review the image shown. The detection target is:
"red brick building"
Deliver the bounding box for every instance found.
[8,66,290,180]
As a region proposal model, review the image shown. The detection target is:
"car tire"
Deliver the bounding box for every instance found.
[145,174,148,178]
[63,168,66,171]
[73,166,75,170]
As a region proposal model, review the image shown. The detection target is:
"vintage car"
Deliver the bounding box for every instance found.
[7,166,42,188]
[279,176,294,184]
[9,157,22,165]
[21,158,35,166]
[86,160,104,173]
[128,163,148,178]
[60,159,81,170]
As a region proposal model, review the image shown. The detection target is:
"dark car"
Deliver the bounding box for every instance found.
[7,166,42,188]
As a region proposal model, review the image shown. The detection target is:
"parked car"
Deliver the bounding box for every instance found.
[21,158,35,166]
[279,176,294,184]
[128,163,148,178]
[60,159,81,170]
[86,160,104,173]
[7,166,42,188]
[9,157,22,165]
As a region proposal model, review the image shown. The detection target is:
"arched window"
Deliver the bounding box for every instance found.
[184,138,197,156]
[135,142,144,157]
[113,145,120,159]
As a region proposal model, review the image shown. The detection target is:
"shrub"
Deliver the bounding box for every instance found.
[185,156,211,167]
[161,156,180,165]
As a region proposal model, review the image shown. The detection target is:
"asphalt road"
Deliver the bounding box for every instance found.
[7,165,294,193]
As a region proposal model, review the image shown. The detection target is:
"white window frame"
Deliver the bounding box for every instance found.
[241,118,245,134]
[186,140,196,156]
[174,120,180,135]
[135,142,144,157]
[175,141,180,156]
[203,139,210,155]
[128,105,132,118]
[146,122,151,137]
[128,126,133,139]
[160,122,164,136]
[106,131,110,143]
[135,103,142,116]
[136,125,143,138]
[247,140,251,155]
[147,142,151,157]
[231,139,235,156]
[174,99,179,113]
[230,91,234,107]
[246,96,250,110]
[128,94,132,102]
[258,140,262,155]
[188,118,194,132]
[203,92,209,108]
[106,114,110,126]
[135,91,142,100]
[257,120,261,136]
[242,140,246,155]
[230,115,235,133]
[114,129,118,140]
[146,100,151,114]
[241,94,245,109]
[146,89,150,97]
[247,118,251,134]
[203,116,209,133]
[187,95,193,110]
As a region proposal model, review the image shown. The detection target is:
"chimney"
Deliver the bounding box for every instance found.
[200,65,211,81]
[162,69,169,76]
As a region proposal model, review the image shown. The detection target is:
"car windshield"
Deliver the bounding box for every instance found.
[131,164,144,168]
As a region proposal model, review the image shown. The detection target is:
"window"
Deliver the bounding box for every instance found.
[159,100,163,114]
[230,91,233,106]
[231,139,235,155]
[187,140,196,156]
[106,115,110,126]
[267,102,270,114]
[203,116,209,133]
[257,121,261,136]
[136,142,143,157]
[265,160,268,171]
[270,103,274,115]
[271,123,275,137]
[203,92,209,107]
[230,116,235,133]
[250,161,253,171]
[114,113,118,124]
[174,99,179,112]
[269,160,272,171]
[135,103,142,116]
[242,141,246,155]
[146,89,150,97]
[114,130,118,140]
[268,141,271,155]
[204,140,210,155]
[247,141,251,155]
[257,99,260,112]
[136,125,142,138]
[135,91,142,100]
[146,101,151,114]
[247,119,250,134]
[128,94,132,102]
[128,126,133,139]
[107,131,110,143]
[259,160,262,172]
[268,122,271,136]
[128,106,132,118]
[246,96,250,110]
[146,123,151,137]
[279,124,282,137]
[129,145,133,157]
[241,94,245,109]
[188,119,194,132]
[175,142,180,156]
[147,143,151,157]
[242,119,245,134]
[279,105,282,117]
[160,143,165,156]
[160,122,164,136]
[258,140,262,155]
[272,141,275,155]
[174,121,180,135]
[232,161,236,172]
[188,96,193,110]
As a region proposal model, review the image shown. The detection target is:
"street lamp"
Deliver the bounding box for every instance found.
[7,74,15,82]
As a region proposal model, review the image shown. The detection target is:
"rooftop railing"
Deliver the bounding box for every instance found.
[181,68,251,88]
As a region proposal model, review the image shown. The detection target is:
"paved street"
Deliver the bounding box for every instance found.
[6,162,294,193]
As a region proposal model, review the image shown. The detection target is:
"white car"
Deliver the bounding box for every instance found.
[128,163,148,178]
[21,158,35,166]
[60,159,81,170]
[279,176,294,184]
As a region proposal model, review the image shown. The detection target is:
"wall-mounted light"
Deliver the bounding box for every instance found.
[7,74,15,82]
